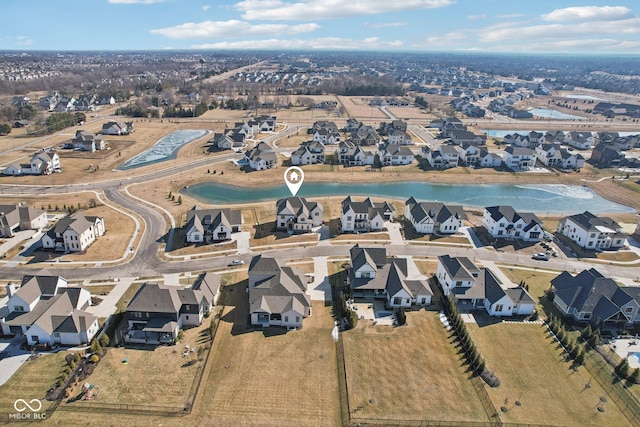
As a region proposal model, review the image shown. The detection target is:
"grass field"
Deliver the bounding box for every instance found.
[470,323,633,426]
[343,309,488,423]
[500,267,560,316]
[0,352,68,416]
[193,279,341,427]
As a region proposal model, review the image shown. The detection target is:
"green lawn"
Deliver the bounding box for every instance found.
[470,323,632,427]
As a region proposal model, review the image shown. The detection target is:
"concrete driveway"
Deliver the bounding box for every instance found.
[0,336,31,387]
[306,256,332,302]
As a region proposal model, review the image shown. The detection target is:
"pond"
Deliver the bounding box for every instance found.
[118,129,210,170]
[182,181,634,214]
[529,108,586,121]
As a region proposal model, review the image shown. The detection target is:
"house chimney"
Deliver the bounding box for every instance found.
[6,282,16,298]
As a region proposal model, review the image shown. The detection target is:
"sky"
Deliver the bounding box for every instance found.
[2,1,640,54]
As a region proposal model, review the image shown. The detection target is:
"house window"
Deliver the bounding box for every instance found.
[495,304,503,312]
[590,233,596,238]
[284,316,289,322]
[186,315,189,320]
[296,316,300,323]
[362,272,371,279]
[582,313,592,319]
[346,216,352,221]
[625,307,634,313]
[31,335,39,343]
[53,332,60,337]
[455,281,463,287]
[393,297,402,305]
[13,305,25,312]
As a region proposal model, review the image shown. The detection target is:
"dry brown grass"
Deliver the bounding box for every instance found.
[597,251,640,262]
[413,260,438,276]
[343,309,488,423]
[63,322,210,409]
[194,286,341,426]
[470,323,633,427]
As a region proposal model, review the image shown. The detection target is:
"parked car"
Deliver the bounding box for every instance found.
[228,259,245,266]
[532,253,550,261]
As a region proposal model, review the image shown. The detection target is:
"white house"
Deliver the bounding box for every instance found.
[291,141,325,166]
[0,203,47,237]
[456,142,482,166]
[4,150,62,176]
[245,142,277,170]
[436,255,534,316]
[535,144,584,169]
[185,207,242,243]
[477,149,502,168]
[41,212,105,252]
[248,255,311,329]
[482,206,543,242]
[379,143,414,166]
[313,128,341,145]
[0,276,99,347]
[422,145,459,169]
[405,198,465,234]
[503,146,537,170]
[557,211,626,250]
[341,196,396,233]
[276,197,323,234]
[566,131,595,150]
[387,128,413,145]
[348,245,432,308]
[338,141,375,166]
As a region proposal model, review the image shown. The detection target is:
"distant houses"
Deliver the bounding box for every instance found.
[101,121,133,135]
[436,255,535,317]
[341,196,396,233]
[557,211,626,250]
[248,255,311,329]
[3,149,61,176]
[338,141,375,166]
[41,212,105,252]
[405,198,465,235]
[276,197,323,234]
[68,130,106,152]
[291,141,325,166]
[482,206,543,242]
[184,206,242,244]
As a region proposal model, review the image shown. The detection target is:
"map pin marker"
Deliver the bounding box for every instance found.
[284,166,304,196]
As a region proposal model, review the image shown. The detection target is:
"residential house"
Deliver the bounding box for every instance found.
[0,275,99,347]
[405,198,465,234]
[482,205,543,241]
[245,142,277,170]
[312,127,341,145]
[457,142,482,166]
[566,131,595,150]
[350,125,380,146]
[503,133,540,149]
[248,255,311,329]
[4,149,62,176]
[422,145,459,169]
[436,255,534,316]
[11,96,30,108]
[123,275,220,344]
[338,140,375,166]
[0,203,47,237]
[345,118,361,132]
[101,121,131,136]
[477,149,503,168]
[248,115,277,133]
[39,92,60,111]
[341,196,396,233]
[379,119,408,134]
[41,212,105,252]
[347,245,432,308]
[386,128,413,145]
[590,142,624,168]
[535,144,584,169]
[71,130,106,152]
[275,197,323,234]
[291,141,325,166]
[448,130,486,146]
[185,206,242,243]
[311,120,339,134]
[379,143,414,166]
[503,146,537,170]
[551,268,640,328]
[557,211,626,250]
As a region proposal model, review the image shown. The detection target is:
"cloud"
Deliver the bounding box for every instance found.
[423,31,466,44]
[489,38,640,54]
[151,20,320,39]
[541,6,631,22]
[15,36,33,46]
[364,22,408,28]
[191,36,404,50]
[496,13,524,19]
[202,5,210,11]
[467,14,486,20]
[107,0,164,3]
[236,0,455,21]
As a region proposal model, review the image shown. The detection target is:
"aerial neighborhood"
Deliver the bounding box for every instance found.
[0,49,639,427]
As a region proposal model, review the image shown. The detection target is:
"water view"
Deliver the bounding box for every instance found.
[529,108,586,121]
[119,129,209,170]
[183,181,634,214]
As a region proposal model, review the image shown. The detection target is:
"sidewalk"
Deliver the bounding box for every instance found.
[306,256,331,302]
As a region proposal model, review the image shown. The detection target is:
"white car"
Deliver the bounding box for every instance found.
[532,253,550,261]
[228,259,245,266]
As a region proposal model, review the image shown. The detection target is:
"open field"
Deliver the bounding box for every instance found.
[343,309,488,423]
[500,267,560,316]
[194,281,341,426]
[0,352,68,416]
[470,323,632,426]
[337,96,389,122]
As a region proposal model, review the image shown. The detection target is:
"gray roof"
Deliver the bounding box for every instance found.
[125,283,181,315]
[186,208,241,233]
[438,255,480,282]
[342,196,395,217]
[276,197,321,218]
[563,211,620,233]
[406,199,465,225]
[485,206,541,228]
